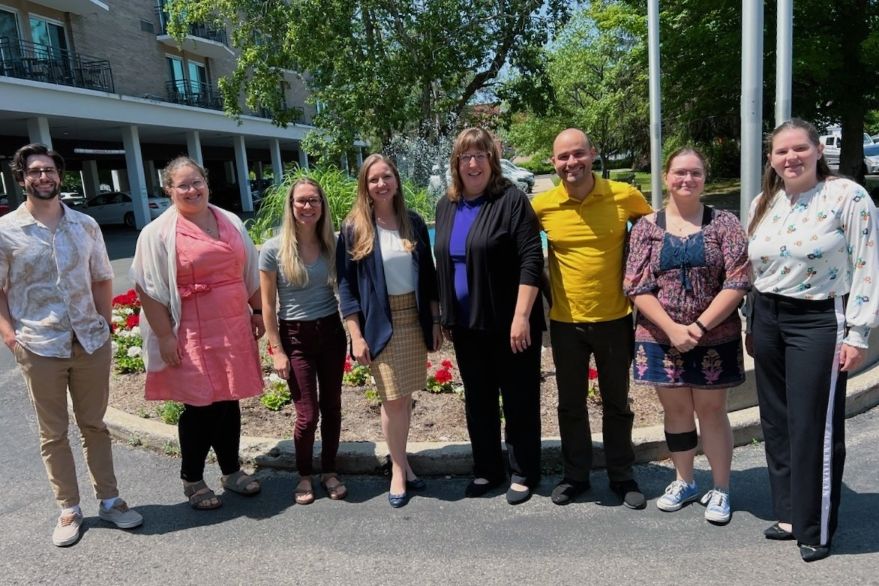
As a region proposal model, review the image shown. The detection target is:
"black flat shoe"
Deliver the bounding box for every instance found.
[388,491,409,508]
[763,522,794,541]
[799,543,830,562]
[506,484,532,505]
[464,478,503,498]
[406,477,427,491]
[551,479,591,506]
[609,479,646,510]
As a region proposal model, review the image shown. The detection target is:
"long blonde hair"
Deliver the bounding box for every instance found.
[749,118,834,237]
[277,178,336,287]
[345,154,414,261]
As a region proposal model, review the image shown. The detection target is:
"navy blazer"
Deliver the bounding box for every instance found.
[336,211,438,359]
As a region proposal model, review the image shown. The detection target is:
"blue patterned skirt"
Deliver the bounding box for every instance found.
[632,338,745,388]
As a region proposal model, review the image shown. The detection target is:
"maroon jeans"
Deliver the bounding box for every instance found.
[280,314,346,475]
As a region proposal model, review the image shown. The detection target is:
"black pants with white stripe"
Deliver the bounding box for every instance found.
[752,292,847,547]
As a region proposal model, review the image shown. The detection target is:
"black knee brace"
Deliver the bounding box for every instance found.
[665,429,698,452]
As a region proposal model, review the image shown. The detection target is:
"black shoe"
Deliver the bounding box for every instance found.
[609,479,646,510]
[406,477,427,491]
[763,522,795,541]
[799,543,830,562]
[388,491,409,508]
[506,484,532,505]
[464,478,503,498]
[551,479,591,505]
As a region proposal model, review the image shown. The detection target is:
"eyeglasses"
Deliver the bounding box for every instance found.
[25,167,59,179]
[293,197,322,208]
[172,180,206,192]
[459,152,489,164]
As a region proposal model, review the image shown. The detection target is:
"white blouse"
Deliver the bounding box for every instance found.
[378,226,415,295]
[748,178,879,348]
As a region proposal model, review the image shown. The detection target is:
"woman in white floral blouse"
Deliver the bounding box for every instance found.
[747,118,879,563]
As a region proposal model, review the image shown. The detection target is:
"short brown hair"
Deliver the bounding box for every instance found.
[11,143,65,183]
[447,127,511,202]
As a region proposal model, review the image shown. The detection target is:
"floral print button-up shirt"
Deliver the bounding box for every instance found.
[0,203,114,357]
[748,178,879,348]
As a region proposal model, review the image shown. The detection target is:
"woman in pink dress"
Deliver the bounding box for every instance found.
[131,156,265,510]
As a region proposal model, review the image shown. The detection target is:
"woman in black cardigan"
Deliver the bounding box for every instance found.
[434,127,545,504]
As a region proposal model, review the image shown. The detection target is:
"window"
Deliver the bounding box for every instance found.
[167,55,184,94]
[187,60,206,95]
[29,16,67,58]
[0,8,20,62]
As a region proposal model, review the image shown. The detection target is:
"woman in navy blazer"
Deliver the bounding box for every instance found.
[336,154,441,507]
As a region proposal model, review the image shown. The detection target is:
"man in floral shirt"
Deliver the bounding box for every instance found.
[0,143,142,546]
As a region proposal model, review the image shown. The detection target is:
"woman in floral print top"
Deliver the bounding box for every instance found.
[624,147,750,525]
[746,118,878,562]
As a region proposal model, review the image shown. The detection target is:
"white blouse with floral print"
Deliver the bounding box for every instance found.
[748,177,879,348]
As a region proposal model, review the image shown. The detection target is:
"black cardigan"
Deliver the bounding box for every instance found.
[336,211,438,359]
[434,184,545,335]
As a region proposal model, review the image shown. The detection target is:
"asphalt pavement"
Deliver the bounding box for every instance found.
[1,341,878,583]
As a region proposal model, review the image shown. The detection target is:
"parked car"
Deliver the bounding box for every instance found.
[865,143,879,174]
[0,196,9,217]
[60,192,86,208]
[428,158,536,198]
[819,132,874,169]
[80,191,171,227]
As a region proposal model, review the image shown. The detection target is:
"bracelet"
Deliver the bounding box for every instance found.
[694,319,709,334]
[251,308,262,315]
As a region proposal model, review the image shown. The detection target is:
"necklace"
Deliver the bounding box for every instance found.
[666,205,704,236]
[186,212,218,237]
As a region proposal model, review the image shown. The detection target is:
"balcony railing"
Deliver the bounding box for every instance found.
[0,37,114,93]
[155,7,228,46]
[165,79,223,110]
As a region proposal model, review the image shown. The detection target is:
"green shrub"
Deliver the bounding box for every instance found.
[517,158,555,175]
[260,375,292,411]
[343,357,371,386]
[156,401,184,425]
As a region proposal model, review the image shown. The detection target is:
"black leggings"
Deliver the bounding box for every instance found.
[178,400,242,482]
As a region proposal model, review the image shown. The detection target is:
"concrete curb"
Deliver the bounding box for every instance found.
[104,360,879,475]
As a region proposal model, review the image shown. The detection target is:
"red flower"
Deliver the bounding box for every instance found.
[441,359,454,369]
[588,368,599,380]
[434,368,453,384]
[267,344,274,355]
[426,360,432,368]
[344,357,353,373]
[126,314,139,329]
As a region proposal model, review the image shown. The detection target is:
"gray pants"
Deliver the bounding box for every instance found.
[550,316,635,483]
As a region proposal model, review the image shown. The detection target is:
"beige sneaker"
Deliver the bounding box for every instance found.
[98,498,143,529]
[52,511,83,547]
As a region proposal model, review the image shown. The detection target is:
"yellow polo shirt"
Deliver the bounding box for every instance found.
[532,175,652,323]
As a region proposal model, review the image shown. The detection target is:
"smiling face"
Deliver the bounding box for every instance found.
[366,160,398,210]
[552,130,596,189]
[769,128,823,190]
[290,182,323,229]
[457,149,492,198]
[22,154,62,201]
[665,152,706,203]
[166,164,209,215]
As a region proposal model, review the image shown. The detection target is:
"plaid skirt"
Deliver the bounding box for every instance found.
[372,292,427,402]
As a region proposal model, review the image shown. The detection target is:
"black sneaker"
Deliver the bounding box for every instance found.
[551,479,591,505]
[609,479,646,510]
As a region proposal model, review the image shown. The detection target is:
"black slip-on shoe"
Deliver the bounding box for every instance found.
[464,478,504,498]
[609,479,646,510]
[763,522,795,541]
[506,485,532,505]
[799,544,830,562]
[551,479,591,505]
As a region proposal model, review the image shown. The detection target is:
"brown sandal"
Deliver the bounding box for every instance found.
[294,477,315,505]
[321,473,348,501]
[221,470,261,496]
[184,480,222,510]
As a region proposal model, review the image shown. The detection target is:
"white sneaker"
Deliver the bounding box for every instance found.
[702,489,731,524]
[656,480,700,512]
[98,498,143,529]
[52,511,83,547]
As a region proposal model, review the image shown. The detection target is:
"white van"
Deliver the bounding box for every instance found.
[819,131,873,168]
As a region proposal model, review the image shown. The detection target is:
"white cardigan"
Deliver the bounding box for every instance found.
[129,205,260,372]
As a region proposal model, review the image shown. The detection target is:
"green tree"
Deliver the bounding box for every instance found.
[164,0,568,157]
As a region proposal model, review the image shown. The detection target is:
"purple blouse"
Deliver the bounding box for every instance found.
[449,196,486,325]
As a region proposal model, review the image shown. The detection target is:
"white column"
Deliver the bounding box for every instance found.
[81,160,100,198]
[121,125,150,229]
[356,147,364,168]
[111,169,128,191]
[232,135,253,213]
[741,0,764,219]
[270,139,284,185]
[186,130,203,165]
[647,0,663,210]
[298,146,309,169]
[775,0,793,126]
[26,117,52,148]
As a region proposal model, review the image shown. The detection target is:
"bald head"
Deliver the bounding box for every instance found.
[551,128,596,194]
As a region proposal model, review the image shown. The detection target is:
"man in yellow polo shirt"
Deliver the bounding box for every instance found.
[532,128,652,509]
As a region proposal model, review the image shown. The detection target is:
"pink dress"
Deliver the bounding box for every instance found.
[145,211,263,406]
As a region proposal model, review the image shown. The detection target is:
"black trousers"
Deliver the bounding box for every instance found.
[178,400,242,482]
[453,327,542,487]
[550,316,635,483]
[752,292,847,547]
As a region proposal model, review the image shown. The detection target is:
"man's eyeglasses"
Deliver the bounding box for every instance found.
[25,167,59,179]
[172,180,206,192]
[459,152,489,164]
[293,198,322,208]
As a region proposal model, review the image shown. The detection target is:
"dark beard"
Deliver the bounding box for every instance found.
[27,184,60,201]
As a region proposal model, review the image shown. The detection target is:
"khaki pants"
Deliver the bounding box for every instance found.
[14,340,118,508]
